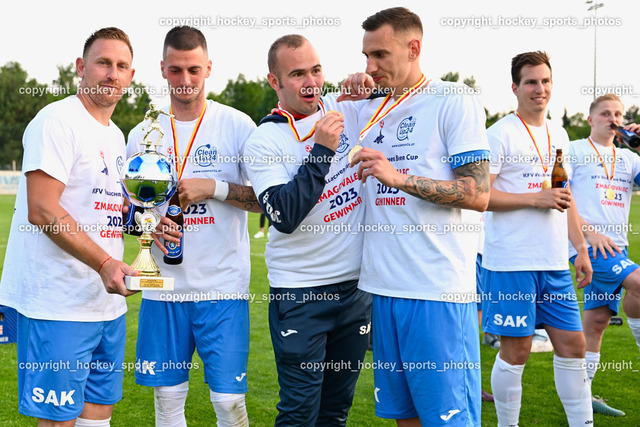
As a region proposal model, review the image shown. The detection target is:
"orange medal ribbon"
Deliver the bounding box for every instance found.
[516,111,551,190]
[348,75,428,163]
[516,112,551,175]
[588,137,616,200]
[274,99,326,142]
[170,103,207,180]
[358,74,428,142]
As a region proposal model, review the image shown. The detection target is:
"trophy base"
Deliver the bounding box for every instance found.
[125,275,174,291]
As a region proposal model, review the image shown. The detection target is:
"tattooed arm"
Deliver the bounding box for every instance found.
[26,170,137,295]
[177,178,262,213]
[225,183,263,213]
[350,147,490,211]
[402,159,490,211]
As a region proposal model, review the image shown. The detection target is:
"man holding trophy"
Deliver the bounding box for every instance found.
[126,26,260,427]
[0,28,137,426]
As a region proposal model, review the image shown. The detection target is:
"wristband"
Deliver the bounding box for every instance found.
[213,180,229,201]
[98,256,112,274]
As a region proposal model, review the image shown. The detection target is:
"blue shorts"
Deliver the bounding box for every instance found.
[482,269,582,337]
[372,295,480,425]
[135,299,249,393]
[570,247,638,315]
[17,314,125,422]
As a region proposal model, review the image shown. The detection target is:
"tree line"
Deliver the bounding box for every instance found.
[1,62,638,169]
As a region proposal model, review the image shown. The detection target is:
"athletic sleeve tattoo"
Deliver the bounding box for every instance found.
[401,160,490,208]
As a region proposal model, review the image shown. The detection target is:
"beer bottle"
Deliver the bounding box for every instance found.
[551,149,568,188]
[163,189,183,265]
[610,123,640,148]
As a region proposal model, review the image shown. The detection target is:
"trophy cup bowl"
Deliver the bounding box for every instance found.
[120,103,177,291]
[123,154,175,209]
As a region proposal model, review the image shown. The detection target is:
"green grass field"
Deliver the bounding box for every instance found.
[0,194,639,426]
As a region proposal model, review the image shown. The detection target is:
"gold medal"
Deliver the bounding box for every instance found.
[348,144,362,163]
[541,179,551,189]
[606,187,616,200]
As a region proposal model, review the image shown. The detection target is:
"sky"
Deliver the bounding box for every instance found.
[2,0,638,120]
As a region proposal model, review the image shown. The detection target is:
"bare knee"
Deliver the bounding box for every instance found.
[583,309,610,335]
[499,336,532,365]
[550,330,585,358]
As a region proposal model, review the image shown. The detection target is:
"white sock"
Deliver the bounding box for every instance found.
[491,353,524,427]
[155,381,189,427]
[210,391,249,427]
[627,317,640,351]
[553,355,593,427]
[584,351,600,384]
[75,418,110,426]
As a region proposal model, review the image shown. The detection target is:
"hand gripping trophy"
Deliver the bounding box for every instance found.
[121,103,177,290]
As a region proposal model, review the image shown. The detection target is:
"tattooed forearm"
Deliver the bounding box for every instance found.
[399,160,489,210]
[454,160,490,195]
[226,183,263,213]
[402,176,472,206]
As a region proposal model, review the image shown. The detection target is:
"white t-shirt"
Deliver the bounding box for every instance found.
[357,80,489,301]
[568,138,640,257]
[127,100,255,301]
[461,209,484,256]
[483,113,571,271]
[0,96,127,321]
[243,96,364,288]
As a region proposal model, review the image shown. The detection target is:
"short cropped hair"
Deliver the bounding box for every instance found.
[83,27,133,59]
[267,34,308,77]
[362,7,423,37]
[589,94,624,114]
[511,51,551,85]
[163,26,208,58]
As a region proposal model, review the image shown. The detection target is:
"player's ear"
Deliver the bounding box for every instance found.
[205,59,212,79]
[408,39,421,61]
[76,57,85,79]
[267,73,280,91]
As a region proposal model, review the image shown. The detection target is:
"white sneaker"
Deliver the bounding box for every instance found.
[253,231,264,239]
[530,328,554,353]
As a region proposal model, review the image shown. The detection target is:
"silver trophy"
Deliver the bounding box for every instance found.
[121,103,177,290]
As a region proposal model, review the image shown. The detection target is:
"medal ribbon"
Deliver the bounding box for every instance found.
[170,103,207,180]
[516,112,551,173]
[274,99,326,142]
[358,74,428,142]
[588,137,616,184]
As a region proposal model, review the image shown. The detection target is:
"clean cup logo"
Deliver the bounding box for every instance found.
[194,144,218,167]
[397,116,416,141]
